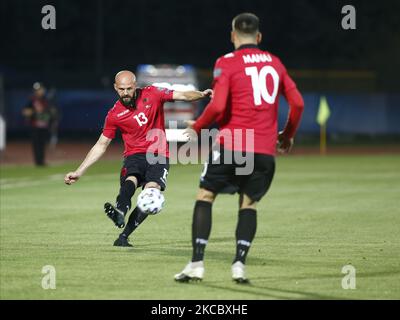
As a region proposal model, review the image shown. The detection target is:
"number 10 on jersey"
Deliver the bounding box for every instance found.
[245,66,280,106]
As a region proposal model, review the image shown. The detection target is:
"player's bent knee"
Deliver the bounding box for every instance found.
[239,193,257,210]
[196,188,216,203]
[125,175,138,187]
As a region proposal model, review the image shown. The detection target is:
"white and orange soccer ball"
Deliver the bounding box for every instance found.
[137,188,165,215]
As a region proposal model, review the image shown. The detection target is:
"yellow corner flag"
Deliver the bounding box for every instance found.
[316,96,331,155]
[316,96,331,126]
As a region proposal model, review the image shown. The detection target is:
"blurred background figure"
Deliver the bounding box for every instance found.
[21,82,58,166]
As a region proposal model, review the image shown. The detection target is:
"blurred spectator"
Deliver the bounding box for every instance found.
[22,82,58,166]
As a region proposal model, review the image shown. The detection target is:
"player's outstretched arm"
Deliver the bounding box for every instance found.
[64,134,112,185]
[172,89,213,102]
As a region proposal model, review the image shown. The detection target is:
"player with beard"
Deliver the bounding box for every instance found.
[64,70,212,247]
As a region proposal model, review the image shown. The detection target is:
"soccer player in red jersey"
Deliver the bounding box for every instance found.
[175,13,304,283]
[64,70,212,247]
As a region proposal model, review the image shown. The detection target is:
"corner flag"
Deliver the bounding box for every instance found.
[316,96,331,126]
[316,96,331,154]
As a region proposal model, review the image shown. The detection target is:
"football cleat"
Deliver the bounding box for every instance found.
[231,261,250,284]
[174,261,204,282]
[104,202,125,228]
[113,235,133,247]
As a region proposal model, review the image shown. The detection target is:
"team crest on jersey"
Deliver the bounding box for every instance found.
[213,68,222,78]
[156,87,171,94]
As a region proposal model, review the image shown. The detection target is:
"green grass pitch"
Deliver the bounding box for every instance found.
[1,155,399,299]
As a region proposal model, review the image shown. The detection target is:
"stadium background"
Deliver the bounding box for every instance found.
[1,0,400,148]
[0,0,399,300]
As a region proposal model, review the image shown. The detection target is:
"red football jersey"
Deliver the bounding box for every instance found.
[102,86,174,157]
[193,45,302,156]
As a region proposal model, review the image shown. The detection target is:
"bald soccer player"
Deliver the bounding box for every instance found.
[64,71,212,247]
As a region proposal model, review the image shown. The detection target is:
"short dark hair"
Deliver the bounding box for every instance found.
[232,13,259,36]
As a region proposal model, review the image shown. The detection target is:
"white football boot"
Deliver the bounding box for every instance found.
[231,261,250,284]
[174,261,204,282]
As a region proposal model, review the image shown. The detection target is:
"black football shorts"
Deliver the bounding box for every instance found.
[199,147,275,202]
[120,153,169,191]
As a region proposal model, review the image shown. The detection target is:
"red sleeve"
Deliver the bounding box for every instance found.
[192,59,230,133]
[281,72,304,138]
[102,113,117,139]
[281,66,297,95]
[153,86,174,103]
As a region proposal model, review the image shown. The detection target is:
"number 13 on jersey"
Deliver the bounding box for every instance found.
[134,112,148,127]
[245,66,280,106]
